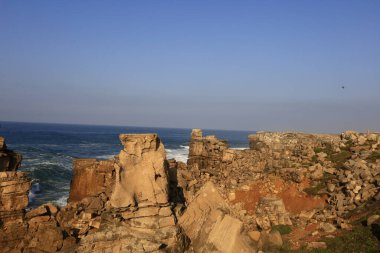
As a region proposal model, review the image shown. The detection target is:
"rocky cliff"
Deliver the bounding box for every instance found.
[0,136,22,172]
[1,130,380,252]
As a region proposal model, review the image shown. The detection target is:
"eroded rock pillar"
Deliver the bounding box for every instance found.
[110,134,169,208]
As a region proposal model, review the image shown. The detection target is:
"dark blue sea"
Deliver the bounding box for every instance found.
[0,121,253,207]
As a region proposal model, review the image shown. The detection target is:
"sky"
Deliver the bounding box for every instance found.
[0,1,379,133]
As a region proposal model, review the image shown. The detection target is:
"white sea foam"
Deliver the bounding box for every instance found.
[96,154,116,159]
[231,147,249,150]
[53,195,68,207]
[166,146,189,163]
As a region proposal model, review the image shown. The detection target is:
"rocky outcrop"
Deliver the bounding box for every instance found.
[69,159,115,202]
[179,181,254,253]
[255,197,292,230]
[111,134,169,208]
[0,171,31,251]
[187,129,266,195]
[187,130,343,195]
[1,130,380,252]
[0,136,22,172]
[72,133,188,252]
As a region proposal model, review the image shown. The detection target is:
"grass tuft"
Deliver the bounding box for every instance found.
[272,225,292,235]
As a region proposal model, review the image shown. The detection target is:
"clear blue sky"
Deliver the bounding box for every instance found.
[1,1,379,132]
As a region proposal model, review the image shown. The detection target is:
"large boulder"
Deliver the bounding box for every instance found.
[179,181,254,253]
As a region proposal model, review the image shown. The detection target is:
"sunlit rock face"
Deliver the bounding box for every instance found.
[68,159,115,203]
[110,133,169,208]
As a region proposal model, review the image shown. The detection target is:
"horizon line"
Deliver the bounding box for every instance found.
[0,120,256,133]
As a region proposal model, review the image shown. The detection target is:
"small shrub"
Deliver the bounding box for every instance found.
[330,150,352,169]
[367,152,380,163]
[304,182,325,196]
[271,225,292,235]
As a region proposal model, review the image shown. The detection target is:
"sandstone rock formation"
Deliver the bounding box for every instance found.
[0,171,31,251]
[111,134,169,208]
[179,181,254,253]
[255,197,292,230]
[69,159,114,202]
[1,129,380,252]
[70,134,188,252]
[0,136,22,171]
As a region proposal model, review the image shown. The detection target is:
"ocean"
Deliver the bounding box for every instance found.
[0,121,253,208]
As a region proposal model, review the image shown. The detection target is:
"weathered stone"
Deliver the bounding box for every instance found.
[319,222,336,233]
[248,230,261,242]
[267,230,283,247]
[179,182,253,252]
[256,197,292,229]
[307,241,327,249]
[367,215,380,226]
[25,205,48,219]
[111,134,169,207]
[68,159,114,202]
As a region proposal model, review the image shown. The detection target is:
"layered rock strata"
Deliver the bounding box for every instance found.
[1,129,379,252]
[0,137,31,251]
[75,133,188,252]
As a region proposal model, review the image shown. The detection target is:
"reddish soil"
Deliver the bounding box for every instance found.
[232,176,327,215]
[286,223,319,249]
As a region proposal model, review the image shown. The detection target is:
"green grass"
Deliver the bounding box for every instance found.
[278,225,379,253]
[278,244,337,253]
[321,225,380,253]
[314,145,334,158]
[272,225,292,235]
[304,182,326,196]
[329,150,352,169]
[304,173,336,196]
[313,145,352,169]
[367,152,380,163]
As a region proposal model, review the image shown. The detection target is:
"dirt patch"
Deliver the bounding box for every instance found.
[280,184,326,214]
[285,223,319,249]
[232,176,326,215]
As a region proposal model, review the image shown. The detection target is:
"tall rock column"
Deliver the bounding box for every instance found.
[0,137,31,251]
[110,133,169,207]
[77,134,188,252]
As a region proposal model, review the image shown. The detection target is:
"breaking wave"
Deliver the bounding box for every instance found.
[166,146,189,163]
